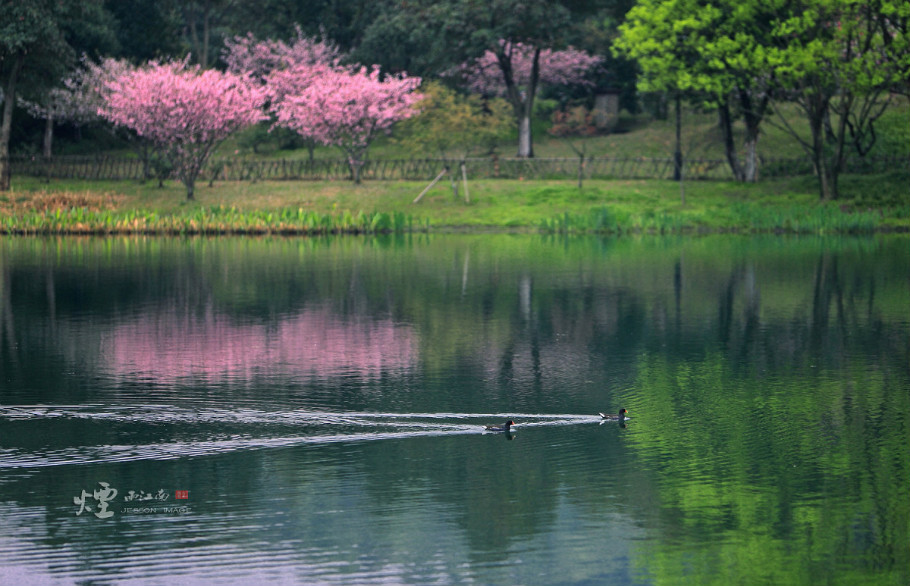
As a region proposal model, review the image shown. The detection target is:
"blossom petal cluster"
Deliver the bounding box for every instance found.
[271,65,422,154]
[223,26,342,85]
[100,61,267,147]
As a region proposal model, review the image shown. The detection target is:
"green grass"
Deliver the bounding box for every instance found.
[3,173,907,235]
[10,97,907,235]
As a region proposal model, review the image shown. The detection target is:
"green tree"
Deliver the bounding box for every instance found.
[0,0,116,191]
[397,81,512,198]
[614,0,775,182]
[398,82,512,159]
[104,0,183,62]
[352,3,446,77]
[616,0,908,198]
[765,0,909,200]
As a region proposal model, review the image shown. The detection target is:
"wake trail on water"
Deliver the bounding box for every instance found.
[0,406,607,470]
[0,405,600,424]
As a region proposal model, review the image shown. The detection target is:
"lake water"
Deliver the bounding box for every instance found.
[1,234,907,585]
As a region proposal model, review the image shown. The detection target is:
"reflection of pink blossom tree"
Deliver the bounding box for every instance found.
[270,65,421,183]
[99,61,267,200]
[452,41,602,157]
[101,308,418,382]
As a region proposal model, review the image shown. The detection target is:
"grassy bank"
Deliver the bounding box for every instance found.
[2,173,908,235]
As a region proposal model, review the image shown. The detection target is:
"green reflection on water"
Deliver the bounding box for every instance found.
[623,353,909,586]
[0,234,907,585]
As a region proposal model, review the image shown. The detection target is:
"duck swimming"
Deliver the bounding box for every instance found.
[599,409,628,421]
[484,420,515,432]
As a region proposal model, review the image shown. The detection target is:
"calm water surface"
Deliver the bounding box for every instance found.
[1,235,907,585]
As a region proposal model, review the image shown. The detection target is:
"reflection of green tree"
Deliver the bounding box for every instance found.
[622,353,909,585]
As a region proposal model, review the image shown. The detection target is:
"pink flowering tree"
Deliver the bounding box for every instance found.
[452,41,602,157]
[270,65,421,183]
[223,28,344,156]
[99,60,267,199]
[21,57,134,158]
[223,26,342,86]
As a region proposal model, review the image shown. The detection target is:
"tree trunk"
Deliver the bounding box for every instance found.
[351,159,363,184]
[739,91,768,183]
[807,93,837,200]
[673,94,683,181]
[718,98,745,181]
[0,54,24,192]
[743,133,759,183]
[517,113,533,158]
[449,166,459,199]
[43,115,54,159]
[497,44,539,158]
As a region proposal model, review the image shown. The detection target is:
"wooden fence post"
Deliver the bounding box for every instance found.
[413,167,448,203]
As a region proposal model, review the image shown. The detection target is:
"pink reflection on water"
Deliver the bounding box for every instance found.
[102,307,418,381]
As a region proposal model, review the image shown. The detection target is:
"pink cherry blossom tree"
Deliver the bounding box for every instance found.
[270,65,421,183]
[452,41,603,157]
[99,60,267,200]
[223,27,345,157]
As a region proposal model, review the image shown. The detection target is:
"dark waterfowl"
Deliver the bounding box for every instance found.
[599,409,628,421]
[484,420,515,432]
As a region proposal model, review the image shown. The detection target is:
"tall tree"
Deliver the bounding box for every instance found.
[104,0,183,62]
[445,0,577,158]
[615,0,775,182]
[357,0,586,158]
[451,41,602,158]
[179,0,232,67]
[0,0,116,190]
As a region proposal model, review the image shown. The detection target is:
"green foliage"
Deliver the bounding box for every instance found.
[868,107,910,158]
[395,82,512,158]
[104,0,182,61]
[615,0,910,198]
[0,0,117,93]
